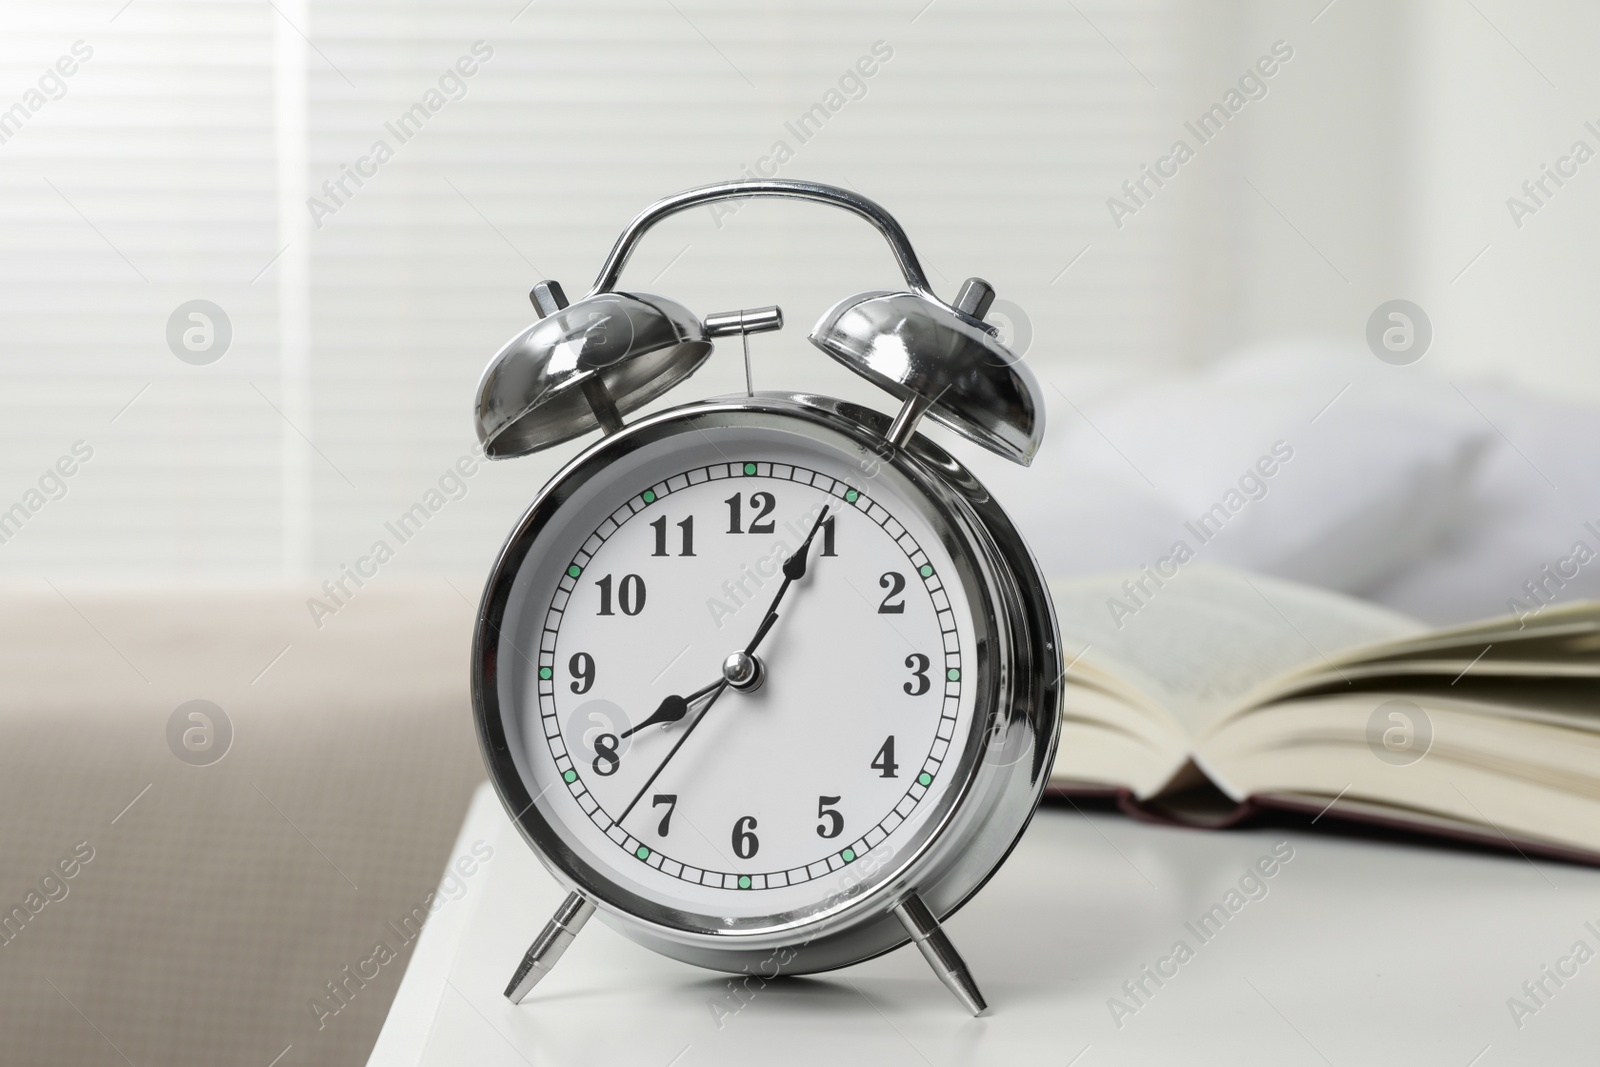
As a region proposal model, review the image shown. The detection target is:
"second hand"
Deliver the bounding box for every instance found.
[615,503,834,827]
[617,680,727,823]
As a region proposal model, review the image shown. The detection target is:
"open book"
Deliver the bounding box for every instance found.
[1047,568,1600,864]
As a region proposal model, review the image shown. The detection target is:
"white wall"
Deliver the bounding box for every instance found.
[1407,0,1600,403]
[0,0,1199,582]
[1,0,1595,584]
[1215,0,1600,405]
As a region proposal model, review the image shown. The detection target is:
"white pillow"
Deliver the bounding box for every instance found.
[1370,381,1600,623]
[974,339,1492,595]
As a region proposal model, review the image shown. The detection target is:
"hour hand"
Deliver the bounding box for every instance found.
[620,680,720,738]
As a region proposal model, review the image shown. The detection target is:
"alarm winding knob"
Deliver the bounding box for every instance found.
[952,277,996,321]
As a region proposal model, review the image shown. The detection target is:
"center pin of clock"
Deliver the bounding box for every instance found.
[720,650,765,693]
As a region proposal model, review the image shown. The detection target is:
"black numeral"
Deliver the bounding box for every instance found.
[816,795,843,839]
[878,571,906,613]
[731,815,759,859]
[820,515,837,556]
[748,492,775,533]
[725,492,777,534]
[903,653,930,696]
[871,736,899,778]
[650,515,695,557]
[596,573,646,616]
[619,574,645,615]
[569,652,595,694]
[652,794,677,837]
[592,733,620,776]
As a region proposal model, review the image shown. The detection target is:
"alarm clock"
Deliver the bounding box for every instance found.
[471,179,1061,1015]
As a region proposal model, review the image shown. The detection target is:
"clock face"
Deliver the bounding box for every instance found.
[483,415,990,932]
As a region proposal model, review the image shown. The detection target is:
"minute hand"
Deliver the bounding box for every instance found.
[743,503,831,655]
[620,504,831,742]
[616,503,831,826]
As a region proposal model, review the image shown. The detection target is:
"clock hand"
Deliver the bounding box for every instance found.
[617,503,833,825]
[618,680,728,823]
[742,503,831,656]
[618,678,722,739]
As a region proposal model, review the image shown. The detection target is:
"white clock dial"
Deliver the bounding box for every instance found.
[493,425,983,925]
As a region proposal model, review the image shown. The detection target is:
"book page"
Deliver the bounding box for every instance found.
[1239,603,1600,709]
[1050,567,1422,740]
[1051,674,1196,797]
[1201,692,1600,856]
[1329,608,1600,673]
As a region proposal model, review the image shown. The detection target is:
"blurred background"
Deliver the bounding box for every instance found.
[3,0,1597,599]
[3,2,1599,1064]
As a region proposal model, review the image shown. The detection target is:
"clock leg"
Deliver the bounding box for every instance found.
[505,891,596,1003]
[893,893,988,1016]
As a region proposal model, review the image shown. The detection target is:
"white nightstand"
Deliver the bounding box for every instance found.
[369,782,1597,1065]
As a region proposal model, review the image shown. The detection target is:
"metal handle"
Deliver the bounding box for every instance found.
[587,179,937,299]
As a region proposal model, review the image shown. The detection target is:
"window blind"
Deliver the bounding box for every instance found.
[0,0,1192,580]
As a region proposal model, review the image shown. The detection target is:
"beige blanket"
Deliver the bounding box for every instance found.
[0,582,485,1066]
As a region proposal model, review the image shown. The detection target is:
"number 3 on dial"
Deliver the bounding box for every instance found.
[903,653,931,696]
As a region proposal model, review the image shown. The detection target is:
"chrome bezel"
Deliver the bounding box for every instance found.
[472,392,1061,975]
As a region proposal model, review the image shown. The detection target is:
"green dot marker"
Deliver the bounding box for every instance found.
[567,564,582,578]
[636,846,650,860]
[562,769,577,783]
[845,489,859,503]
[841,848,856,863]
[538,667,552,680]
[743,462,757,475]
[918,772,933,787]
[919,564,934,578]
[642,490,656,504]
[947,668,961,681]
[738,875,752,889]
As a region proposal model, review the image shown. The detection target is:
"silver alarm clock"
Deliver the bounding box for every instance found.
[471,179,1061,1015]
